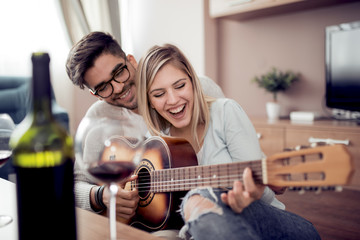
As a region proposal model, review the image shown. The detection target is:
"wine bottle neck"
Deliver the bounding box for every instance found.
[31,53,53,121]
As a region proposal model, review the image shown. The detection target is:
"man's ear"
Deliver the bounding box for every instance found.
[127,54,138,69]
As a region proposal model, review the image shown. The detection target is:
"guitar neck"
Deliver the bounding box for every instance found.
[150,160,264,193]
[135,144,352,194]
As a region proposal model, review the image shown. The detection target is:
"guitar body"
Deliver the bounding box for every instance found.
[129,136,198,232]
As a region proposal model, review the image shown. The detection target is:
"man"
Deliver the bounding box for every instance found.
[66,32,225,221]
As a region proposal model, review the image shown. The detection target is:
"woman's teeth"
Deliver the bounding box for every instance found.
[169,104,185,114]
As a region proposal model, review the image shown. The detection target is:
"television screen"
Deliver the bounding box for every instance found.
[325,20,360,112]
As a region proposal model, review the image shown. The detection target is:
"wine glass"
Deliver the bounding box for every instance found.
[0,129,13,228]
[74,116,144,240]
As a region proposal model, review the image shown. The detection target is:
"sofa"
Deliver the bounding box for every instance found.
[0,75,70,180]
[0,75,69,129]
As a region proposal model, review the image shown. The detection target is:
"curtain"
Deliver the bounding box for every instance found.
[58,0,121,45]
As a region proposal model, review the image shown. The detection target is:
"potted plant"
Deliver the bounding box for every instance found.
[252,67,299,120]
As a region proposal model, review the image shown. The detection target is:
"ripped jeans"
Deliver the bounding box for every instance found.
[179,188,320,240]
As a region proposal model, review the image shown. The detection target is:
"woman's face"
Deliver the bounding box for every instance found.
[148,63,194,130]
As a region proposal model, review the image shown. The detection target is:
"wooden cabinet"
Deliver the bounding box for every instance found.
[255,125,285,156]
[209,0,360,20]
[209,0,301,18]
[251,118,360,190]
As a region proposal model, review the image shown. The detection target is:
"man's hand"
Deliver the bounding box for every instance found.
[220,167,265,213]
[103,175,139,220]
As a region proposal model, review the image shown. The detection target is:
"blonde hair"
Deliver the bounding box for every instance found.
[136,44,213,148]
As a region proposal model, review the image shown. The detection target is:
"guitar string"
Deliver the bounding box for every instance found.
[135,168,263,185]
[135,164,263,178]
[134,164,263,182]
[131,153,318,193]
[133,173,300,193]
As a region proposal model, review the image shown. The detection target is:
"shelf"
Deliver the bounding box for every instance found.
[251,118,360,190]
[209,0,360,20]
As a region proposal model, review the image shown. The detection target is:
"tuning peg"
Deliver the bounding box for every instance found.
[304,186,317,191]
[288,187,306,195]
[298,188,306,195]
[295,145,310,151]
[283,145,310,152]
[320,186,331,191]
[319,186,343,192]
[335,186,343,192]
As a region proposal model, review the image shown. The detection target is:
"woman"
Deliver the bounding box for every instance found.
[136,44,320,240]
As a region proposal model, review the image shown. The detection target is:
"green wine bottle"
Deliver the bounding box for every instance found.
[10,53,77,240]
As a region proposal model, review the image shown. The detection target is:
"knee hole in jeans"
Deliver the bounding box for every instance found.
[183,194,223,222]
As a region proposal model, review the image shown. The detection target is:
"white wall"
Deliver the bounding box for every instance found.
[120,0,206,74]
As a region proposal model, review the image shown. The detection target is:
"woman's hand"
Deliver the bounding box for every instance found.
[220,167,265,213]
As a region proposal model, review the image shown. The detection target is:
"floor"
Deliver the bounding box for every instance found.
[276,188,360,240]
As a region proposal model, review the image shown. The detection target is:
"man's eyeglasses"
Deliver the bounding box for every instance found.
[90,60,130,98]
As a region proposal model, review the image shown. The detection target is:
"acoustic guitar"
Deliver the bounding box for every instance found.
[104,136,353,232]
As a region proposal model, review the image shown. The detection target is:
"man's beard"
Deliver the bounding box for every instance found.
[108,82,138,110]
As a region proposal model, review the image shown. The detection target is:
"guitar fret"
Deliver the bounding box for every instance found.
[203,165,208,188]
[168,169,171,192]
[194,167,197,189]
[186,168,191,189]
[208,165,212,188]
[155,170,158,193]
[190,167,195,189]
[181,168,184,191]
[217,165,220,187]
[167,169,170,192]
[200,166,203,187]
[176,168,180,191]
[160,169,163,192]
[173,168,176,192]
[158,170,161,192]
[172,168,176,192]
[171,168,174,192]
[149,172,153,193]
[225,165,231,186]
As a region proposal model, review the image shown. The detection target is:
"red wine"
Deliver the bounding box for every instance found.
[0,150,11,166]
[88,161,136,183]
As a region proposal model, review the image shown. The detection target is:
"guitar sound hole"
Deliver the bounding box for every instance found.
[138,167,151,198]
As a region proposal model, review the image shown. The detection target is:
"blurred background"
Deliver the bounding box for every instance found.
[1,0,359,136]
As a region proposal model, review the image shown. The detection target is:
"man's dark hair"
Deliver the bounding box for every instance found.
[66,32,126,89]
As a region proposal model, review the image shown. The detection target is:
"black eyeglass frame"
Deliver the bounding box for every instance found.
[89,59,130,98]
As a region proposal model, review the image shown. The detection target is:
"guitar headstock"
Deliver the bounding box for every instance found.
[265,144,354,189]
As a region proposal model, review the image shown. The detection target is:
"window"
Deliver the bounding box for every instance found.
[0,0,70,78]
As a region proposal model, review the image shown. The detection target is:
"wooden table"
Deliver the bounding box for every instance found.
[0,177,161,240]
[76,208,161,240]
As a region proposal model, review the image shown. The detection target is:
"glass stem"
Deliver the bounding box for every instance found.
[109,183,119,240]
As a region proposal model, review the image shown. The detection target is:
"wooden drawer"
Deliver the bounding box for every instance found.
[286,128,360,190]
[255,126,285,157]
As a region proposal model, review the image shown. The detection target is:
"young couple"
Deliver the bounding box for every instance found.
[67,32,320,239]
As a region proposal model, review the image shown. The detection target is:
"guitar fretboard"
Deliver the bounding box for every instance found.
[150,160,264,193]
